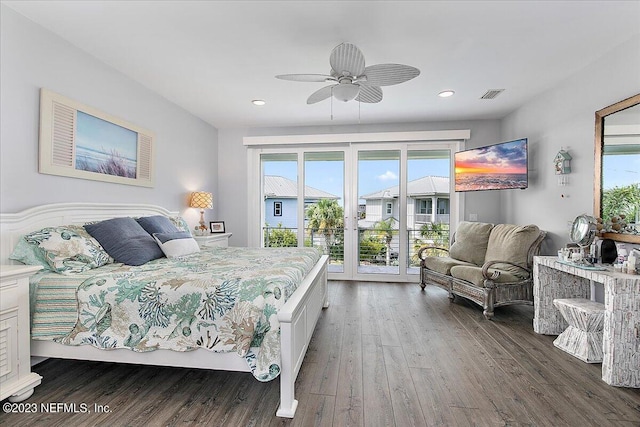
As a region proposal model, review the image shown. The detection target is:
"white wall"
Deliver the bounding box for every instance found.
[219,120,502,247]
[0,5,219,227]
[501,35,640,253]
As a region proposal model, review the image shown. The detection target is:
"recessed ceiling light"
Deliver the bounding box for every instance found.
[438,90,455,98]
[252,99,266,106]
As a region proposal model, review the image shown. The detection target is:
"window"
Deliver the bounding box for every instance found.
[386,202,393,215]
[437,198,449,214]
[274,201,282,216]
[416,199,432,214]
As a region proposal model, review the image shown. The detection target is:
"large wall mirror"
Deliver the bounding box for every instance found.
[594,93,640,244]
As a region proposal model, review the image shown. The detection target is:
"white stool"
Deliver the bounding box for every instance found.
[552,298,605,363]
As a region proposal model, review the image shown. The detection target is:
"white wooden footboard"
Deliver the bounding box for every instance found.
[276,254,329,418]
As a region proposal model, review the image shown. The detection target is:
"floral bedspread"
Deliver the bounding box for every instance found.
[57,246,321,381]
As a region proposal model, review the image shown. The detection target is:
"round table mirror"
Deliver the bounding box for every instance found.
[570,214,597,249]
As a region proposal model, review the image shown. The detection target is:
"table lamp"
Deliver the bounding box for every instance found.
[190,191,213,235]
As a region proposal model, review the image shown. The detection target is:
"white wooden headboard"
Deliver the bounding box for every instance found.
[0,203,179,264]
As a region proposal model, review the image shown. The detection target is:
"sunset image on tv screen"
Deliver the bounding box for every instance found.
[454,139,528,192]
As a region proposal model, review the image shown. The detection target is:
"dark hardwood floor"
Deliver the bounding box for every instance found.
[1,281,639,426]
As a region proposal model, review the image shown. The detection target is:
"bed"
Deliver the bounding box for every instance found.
[0,202,329,418]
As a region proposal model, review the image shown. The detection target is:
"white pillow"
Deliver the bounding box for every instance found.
[153,232,200,258]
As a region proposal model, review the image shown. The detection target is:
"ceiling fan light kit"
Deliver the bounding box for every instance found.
[276,42,420,105]
[331,83,360,102]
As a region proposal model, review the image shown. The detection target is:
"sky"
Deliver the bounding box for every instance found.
[76,111,138,161]
[603,153,640,189]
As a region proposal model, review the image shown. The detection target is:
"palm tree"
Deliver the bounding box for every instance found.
[602,184,640,225]
[306,199,344,254]
[420,222,449,247]
[371,218,396,266]
[411,222,450,265]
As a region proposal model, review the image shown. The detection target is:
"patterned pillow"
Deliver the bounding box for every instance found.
[168,216,192,235]
[10,225,113,274]
[9,237,52,271]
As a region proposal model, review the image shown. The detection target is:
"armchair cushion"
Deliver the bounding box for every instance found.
[449,221,494,265]
[450,265,523,288]
[484,224,540,278]
[423,256,476,275]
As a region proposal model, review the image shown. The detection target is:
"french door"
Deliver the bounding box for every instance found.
[249,139,460,282]
[348,145,453,282]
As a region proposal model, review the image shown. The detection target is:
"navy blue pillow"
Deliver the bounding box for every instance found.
[136,215,179,235]
[85,217,164,266]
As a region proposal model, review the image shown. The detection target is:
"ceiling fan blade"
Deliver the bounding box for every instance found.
[355,85,383,103]
[360,64,420,86]
[307,85,335,104]
[276,74,336,82]
[330,43,365,77]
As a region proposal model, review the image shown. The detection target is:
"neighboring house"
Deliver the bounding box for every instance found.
[358,176,450,231]
[263,175,339,228]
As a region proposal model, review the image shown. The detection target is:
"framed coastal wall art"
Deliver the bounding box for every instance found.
[39,88,155,187]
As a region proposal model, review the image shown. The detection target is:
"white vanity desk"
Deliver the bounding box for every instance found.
[533,256,639,388]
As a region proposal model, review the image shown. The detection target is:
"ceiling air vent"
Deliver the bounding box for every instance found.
[480,89,505,100]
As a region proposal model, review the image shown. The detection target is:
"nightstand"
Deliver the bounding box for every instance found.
[0,265,42,402]
[193,232,232,248]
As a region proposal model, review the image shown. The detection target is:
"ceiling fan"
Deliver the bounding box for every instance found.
[276,43,420,104]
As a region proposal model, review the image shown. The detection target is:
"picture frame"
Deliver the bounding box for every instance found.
[39,88,155,187]
[209,221,226,233]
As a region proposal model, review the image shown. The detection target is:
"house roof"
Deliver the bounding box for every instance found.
[361,176,450,200]
[554,150,572,161]
[264,175,339,200]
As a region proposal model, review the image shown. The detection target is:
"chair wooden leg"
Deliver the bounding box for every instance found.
[483,284,495,320]
[483,308,494,320]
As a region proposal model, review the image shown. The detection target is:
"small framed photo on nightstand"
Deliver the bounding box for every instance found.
[209,221,225,233]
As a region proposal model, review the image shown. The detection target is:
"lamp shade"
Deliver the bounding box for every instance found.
[190,191,213,209]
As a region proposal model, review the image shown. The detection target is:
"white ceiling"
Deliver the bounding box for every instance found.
[4,1,640,129]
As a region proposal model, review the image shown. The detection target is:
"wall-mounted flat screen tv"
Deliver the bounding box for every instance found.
[454,138,528,192]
